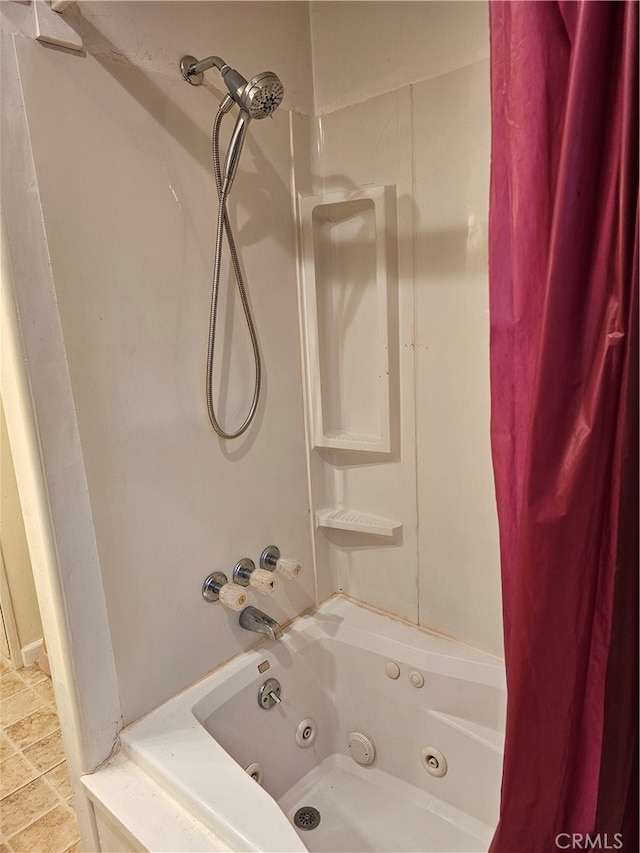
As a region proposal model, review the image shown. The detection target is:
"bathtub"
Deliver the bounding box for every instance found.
[120,596,506,852]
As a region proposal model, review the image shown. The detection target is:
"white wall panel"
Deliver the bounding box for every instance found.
[11,14,315,724]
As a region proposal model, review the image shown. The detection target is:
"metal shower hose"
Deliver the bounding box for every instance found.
[206,103,262,439]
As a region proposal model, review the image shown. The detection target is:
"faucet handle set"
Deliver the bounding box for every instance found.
[202,546,303,612]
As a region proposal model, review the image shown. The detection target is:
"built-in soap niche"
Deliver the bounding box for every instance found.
[299,186,396,454]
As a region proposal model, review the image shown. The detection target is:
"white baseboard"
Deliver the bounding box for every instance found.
[21,639,43,668]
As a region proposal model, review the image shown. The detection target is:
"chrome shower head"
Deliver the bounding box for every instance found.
[238,71,284,119]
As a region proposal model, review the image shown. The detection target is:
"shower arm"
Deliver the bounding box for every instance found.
[180,55,248,96]
[180,56,226,86]
[187,55,226,76]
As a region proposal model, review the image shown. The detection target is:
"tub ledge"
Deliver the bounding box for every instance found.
[82,752,239,853]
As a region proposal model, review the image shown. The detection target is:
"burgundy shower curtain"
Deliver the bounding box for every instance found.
[488,2,638,851]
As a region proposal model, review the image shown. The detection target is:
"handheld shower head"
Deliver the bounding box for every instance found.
[180,54,285,438]
[238,71,284,118]
[221,71,284,191]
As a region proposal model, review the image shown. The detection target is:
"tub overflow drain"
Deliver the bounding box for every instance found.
[294,806,321,831]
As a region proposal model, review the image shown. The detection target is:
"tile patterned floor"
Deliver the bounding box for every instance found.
[0,659,81,853]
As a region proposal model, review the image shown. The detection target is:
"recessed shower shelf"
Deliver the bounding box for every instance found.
[316,507,402,538]
[299,185,396,454]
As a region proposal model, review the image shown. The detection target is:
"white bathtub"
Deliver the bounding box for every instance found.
[120,596,505,852]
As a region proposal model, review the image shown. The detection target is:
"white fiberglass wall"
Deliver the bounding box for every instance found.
[1,1,315,726]
[302,1,503,655]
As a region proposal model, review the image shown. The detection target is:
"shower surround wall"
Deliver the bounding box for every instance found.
[1,4,501,844]
[302,1,502,655]
[1,0,316,729]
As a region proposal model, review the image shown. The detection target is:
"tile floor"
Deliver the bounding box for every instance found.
[0,659,81,853]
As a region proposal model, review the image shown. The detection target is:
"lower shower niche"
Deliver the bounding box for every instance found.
[300,186,395,453]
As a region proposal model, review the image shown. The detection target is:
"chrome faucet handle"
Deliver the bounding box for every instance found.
[233,558,278,595]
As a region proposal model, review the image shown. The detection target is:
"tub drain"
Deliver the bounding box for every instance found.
[294,806,321,831]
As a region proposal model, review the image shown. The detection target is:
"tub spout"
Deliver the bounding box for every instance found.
[239,606,283,641]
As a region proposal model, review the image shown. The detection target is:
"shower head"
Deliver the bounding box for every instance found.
[238,71,284,119]
[180,55,284,118]
[222,70,283,188]
[220,74,282,192]
[180,55,285,194]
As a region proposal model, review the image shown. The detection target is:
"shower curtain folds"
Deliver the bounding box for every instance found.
[488,1,638,851]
